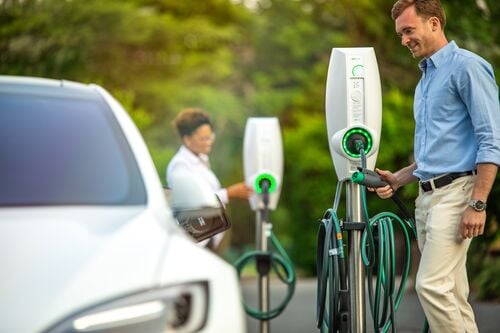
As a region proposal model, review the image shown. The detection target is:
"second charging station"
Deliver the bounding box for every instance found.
[235,117,295,333]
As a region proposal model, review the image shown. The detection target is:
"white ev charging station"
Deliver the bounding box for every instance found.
[244,117,282,333]
[326,47,382,180]
[318,47,418,333]
[325,47,382,333]
[244,117,283,211]
[236,117,295,333]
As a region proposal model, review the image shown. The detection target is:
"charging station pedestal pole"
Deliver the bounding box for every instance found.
[244,117,284,333]
[256,211,270,333]
[346,183,365,333]
[326,47,382,333]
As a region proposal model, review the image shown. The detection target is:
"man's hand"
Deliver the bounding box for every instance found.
[461,208,486,239]
[370,168,398,199]
[460,163,497,239]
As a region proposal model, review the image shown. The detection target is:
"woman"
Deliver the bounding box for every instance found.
[166,108,252,248]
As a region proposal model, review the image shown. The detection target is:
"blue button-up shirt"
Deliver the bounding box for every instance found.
[413,41,500,180]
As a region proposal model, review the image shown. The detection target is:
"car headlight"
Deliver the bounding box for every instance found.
[43,282,209,333]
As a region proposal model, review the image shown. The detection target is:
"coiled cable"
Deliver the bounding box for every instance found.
[316,146,418,333]
[234,231,296,321]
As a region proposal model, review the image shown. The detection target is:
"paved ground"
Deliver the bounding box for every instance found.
[241,278,500,333]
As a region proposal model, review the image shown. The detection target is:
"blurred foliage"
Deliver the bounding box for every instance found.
[473,256,500,301]
[1,0,498,297]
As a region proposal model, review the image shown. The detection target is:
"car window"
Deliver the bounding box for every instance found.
[0,92,147,206]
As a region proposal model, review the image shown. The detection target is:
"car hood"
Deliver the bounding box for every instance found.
[0,206,174,333]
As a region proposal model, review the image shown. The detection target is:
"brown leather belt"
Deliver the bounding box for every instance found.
[420,171,475,192]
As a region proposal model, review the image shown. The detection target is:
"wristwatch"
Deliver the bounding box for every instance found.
[469,199,487,212]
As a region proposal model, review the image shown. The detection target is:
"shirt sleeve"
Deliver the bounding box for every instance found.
[457,58,500,166]
[215,188,229,204]
[166,160,188,188]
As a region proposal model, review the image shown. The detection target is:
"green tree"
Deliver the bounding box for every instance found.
[1,0,498,297]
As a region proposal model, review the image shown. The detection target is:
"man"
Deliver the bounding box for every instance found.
[374,1,500,332]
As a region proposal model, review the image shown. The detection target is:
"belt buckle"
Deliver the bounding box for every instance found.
[420,180,433,192]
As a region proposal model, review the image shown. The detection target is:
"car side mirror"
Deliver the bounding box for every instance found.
[166,170,231,242]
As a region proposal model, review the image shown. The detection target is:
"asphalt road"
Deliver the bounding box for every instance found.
[241,278,500,333]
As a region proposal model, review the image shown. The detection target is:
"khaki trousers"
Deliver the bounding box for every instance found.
[414,175,478,333]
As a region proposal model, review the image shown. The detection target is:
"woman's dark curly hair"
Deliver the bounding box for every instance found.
[172,108,212,138]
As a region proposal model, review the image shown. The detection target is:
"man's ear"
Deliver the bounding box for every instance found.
[430,16,440,31]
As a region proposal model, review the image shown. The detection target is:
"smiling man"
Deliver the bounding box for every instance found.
[372,1,500,332]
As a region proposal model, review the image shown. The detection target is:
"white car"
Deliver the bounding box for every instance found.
[0,76,246,333]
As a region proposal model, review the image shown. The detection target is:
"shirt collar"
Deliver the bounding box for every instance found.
[179,145,209,165]
[418,40,457,71]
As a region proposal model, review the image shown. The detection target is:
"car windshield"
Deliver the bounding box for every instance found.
[0,91,147,206]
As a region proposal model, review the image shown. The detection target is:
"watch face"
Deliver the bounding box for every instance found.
[471,200,486,211]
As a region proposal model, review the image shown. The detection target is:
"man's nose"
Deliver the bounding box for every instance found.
[401,35,410,46]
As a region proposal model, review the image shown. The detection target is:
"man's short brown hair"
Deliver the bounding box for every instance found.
[172,108,212,138]
[391,0,446,30]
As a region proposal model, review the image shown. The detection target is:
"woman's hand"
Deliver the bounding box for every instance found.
[227,182,253,200]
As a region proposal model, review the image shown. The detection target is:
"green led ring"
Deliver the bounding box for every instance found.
[352,64,364,76]
[342,127,373,158]
[254,173,277,194]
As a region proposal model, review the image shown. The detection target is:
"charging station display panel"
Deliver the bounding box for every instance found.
[325,47,382,180]
[350,78,365,124]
